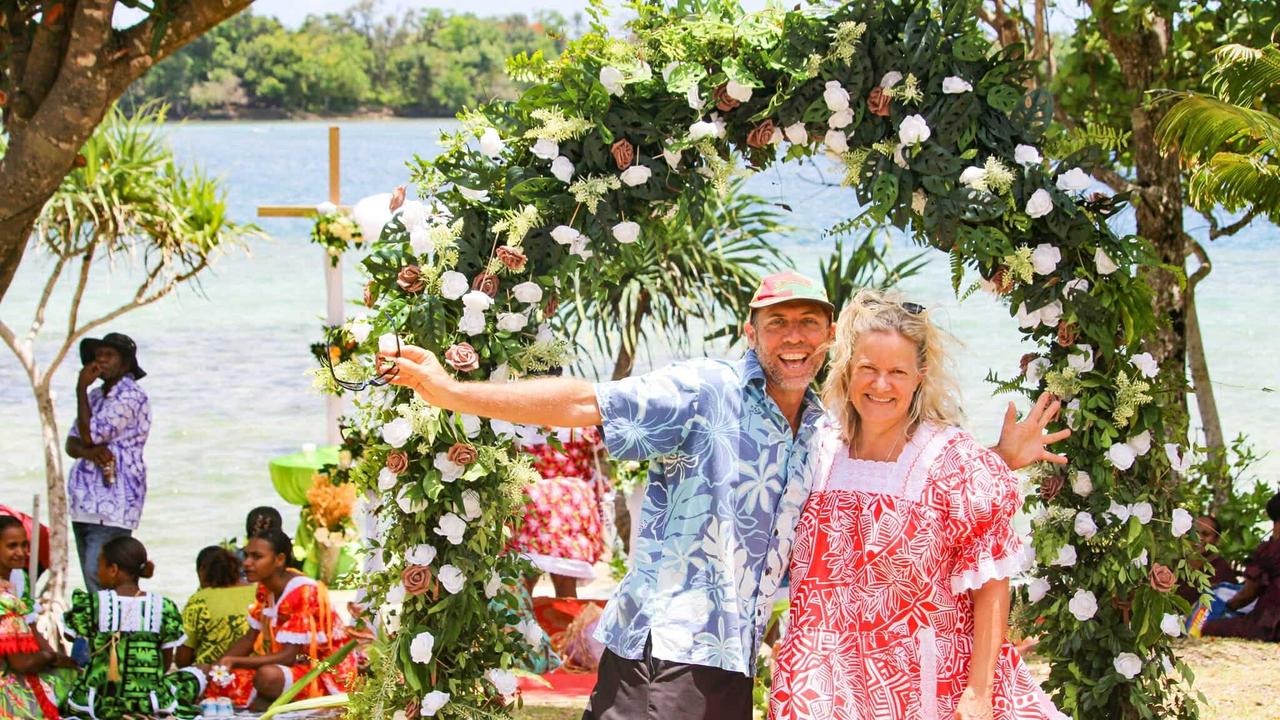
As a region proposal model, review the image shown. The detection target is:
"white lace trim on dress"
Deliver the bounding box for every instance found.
[951,543,1035,594]
[275,629,328,645]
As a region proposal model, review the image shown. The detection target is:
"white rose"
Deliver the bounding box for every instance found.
[439,271,468,300]
[1053,544,1078,567]
[959,166,987,190]
[686,84,705,110]
[550,225,581,246]
[1130,352,1158,379]
[1074,511,1098,539]
[512,281,543,304]
[1038,301,1063,327]
[1166,443,1193,475]
[516,617,543,646]
[1161,613,1184,637]
[496,312,527,333]
[434,513,467,545]
[1025,356,1050,386]
[1107,500,1132,524]
[1064,277,1090,297]
[1015,303,1039,329]
[490,418,516,439]
[824,129,849,154]
[620,165,652,186]
[380,603,401,633]
[1129,501,1153,525]
[410,631,435,664]
[316,201,338,216]
[352,193,393,242]
[823,80,850,111]
[348,316,372,344]
[1068,589,1098,621]
[1031,243,1061,275]
[661,144,682,169]
[898,114,931,146]
[489,362,511,384]
[784,122,808,145]
[551,156,575,183]
[478,127,504,158]
[725,79,753,102]
[1072,470,1093,497]
[599,66,624,95]
[1027,577,1050,603]
[1066,398,1081,430]
[460,413,481,438]
[1133,548,1149,567]
[1067,345,1095,373]
[438,564,466,593]
[396,486,427,514]
[828,107,854,129]
[942,76,973,94]
[385,582,406,605]
[377,467,398,491]
[1095,247,1119,275]
[457,310,486,336]
[457,186,489,202]
[1108,442,1137,471]
[1025,188,1054,218]
[486,668,519,696]
[382,418,413,449]
[1014,144,1043,166]
[688,119,721,141]
[433,452,464,483]
[420,691,450,717]
[461,489,482,520]
[893,145,909,169]
[1114,653,1142,680]
[531,137,559,160]
[1057,167,1092,193]
[879,71,903,88]
[485,570,504,599]
[461,290,493,312]
[406,544,437,566]
[768,126,783,145]
[570,233,593,259]
[612,221,641,244]
[1128,431,1152,457]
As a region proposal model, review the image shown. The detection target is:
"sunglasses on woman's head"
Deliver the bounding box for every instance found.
[900,301,926,315]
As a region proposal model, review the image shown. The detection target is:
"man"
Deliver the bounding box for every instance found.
[1202,492,1280,641]
[65,332,151,592]
[386,271,1067,719]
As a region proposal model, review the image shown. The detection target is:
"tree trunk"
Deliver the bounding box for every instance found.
[609,289,652,381]
[33,379,70,622]
[1185,244,1227,505]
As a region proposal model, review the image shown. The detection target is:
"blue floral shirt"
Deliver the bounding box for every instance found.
[594,350,823,676]
[67,376,151,529]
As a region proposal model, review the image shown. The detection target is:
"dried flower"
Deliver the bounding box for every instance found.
[472,272,500,298]
[747,120,778,149]
[495,246,527,272]
[1057,322,1079,347]
[1039,473,1064,503]
[402,564,434,597]
[397,265,425,294]
[386,450,409,475]
[867,87,891,117]
[448,443,477,466]
[389,185,407,211]
[713,84,740,112]
[363,282,376,308]
[1149,563,1176,593]
[305,475,357,531]
[610,139,635,170]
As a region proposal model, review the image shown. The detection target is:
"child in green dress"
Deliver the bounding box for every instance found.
[62,536,203,719]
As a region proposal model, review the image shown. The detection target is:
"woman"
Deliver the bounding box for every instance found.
[0,517,76,719]
[771,290,1063,720]
[176,546,257,668]
[62,536,203,719]
[510,426,608,597]
[213,529,355,710]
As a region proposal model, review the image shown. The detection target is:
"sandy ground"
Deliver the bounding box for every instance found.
[514,637,1280,720]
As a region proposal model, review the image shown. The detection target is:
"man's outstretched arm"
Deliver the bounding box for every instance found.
[383,344,602,428]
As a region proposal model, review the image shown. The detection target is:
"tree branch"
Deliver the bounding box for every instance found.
[1209,208,1260,239]
[0,318,37,387]
[110,0,255,96]
[30,248,68,343]
[64,245,96,342]
[1092,165,1137,194]
[1187,235,1211,287]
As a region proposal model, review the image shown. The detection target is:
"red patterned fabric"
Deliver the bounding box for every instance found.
[771,424,1064,720]
[509,428,606,566]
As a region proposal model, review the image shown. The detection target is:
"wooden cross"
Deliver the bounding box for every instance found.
[256,126,345,445]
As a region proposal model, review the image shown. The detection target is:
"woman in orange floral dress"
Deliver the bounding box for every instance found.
[206,530,356,710]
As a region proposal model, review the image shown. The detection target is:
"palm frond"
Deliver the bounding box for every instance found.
[1187,152,1280,222]
[1208,43,1280,106]
[1155,94,1280,162]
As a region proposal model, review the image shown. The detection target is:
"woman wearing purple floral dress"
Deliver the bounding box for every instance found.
[64,332,151,592]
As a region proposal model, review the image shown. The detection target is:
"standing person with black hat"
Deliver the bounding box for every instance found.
[64,332,151,593]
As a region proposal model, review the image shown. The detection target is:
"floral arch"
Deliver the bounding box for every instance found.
[325,1,1198,718]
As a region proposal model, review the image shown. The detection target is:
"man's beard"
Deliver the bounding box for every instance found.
[758,354,819,392]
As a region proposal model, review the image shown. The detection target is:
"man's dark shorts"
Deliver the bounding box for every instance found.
[581,638,753,720]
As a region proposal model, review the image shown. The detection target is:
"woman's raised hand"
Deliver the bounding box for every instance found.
[994,392,1072,470]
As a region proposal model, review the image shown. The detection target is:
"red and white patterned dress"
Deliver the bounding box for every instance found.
[209,575,356,707]
[509,427,606,579]
[771,422,1064,720]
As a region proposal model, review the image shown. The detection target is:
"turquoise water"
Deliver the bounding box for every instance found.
[0,119,1276,599]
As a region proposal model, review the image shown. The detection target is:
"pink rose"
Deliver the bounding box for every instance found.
[443,343,480,372]
[386,451,409,475]
[447,443,477,466]
[397,265,425,294]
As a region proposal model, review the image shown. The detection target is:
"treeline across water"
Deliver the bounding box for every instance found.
[124,1,577,118]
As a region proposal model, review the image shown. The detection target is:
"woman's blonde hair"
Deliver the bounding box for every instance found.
[822,288,964,447]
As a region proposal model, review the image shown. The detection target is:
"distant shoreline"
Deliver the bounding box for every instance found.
[157,106,461,122]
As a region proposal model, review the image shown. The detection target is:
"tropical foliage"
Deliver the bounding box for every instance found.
[322,1,1197,718]
[1156,40,1280,222]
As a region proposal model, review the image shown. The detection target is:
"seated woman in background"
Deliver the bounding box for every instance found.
[0,516,76,719]
[62,536,203,719]
[176,546,256,668]
[1202,491,1280,642]
[213,529,356,710]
